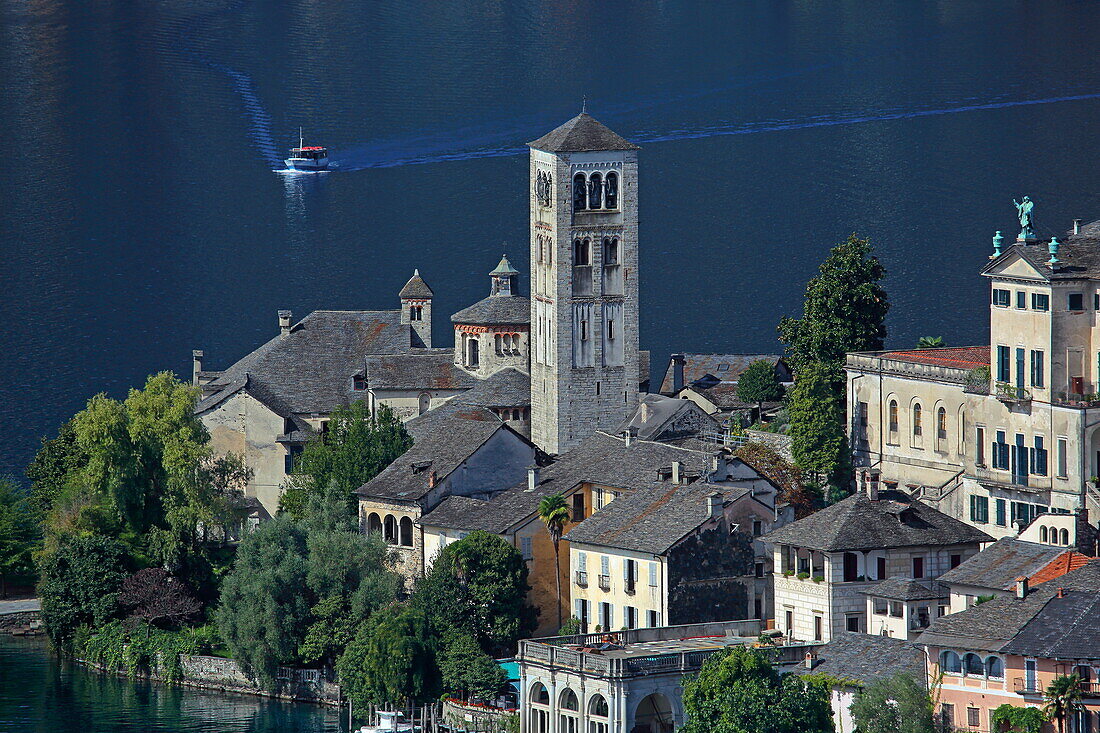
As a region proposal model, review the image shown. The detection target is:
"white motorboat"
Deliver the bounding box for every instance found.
[355,710,417,733]
[285,128,329,171]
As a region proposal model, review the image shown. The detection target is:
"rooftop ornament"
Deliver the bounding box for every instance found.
[1014,196,1036,241]
[991,230,1004,259]
[1048,236,1061,267]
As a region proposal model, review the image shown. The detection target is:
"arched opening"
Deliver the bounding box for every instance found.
[399,516,413,547]
[466,335,479,368]
[964,652,985,676]
[605,172,618,209]
[418,392,431,416]
[1041,526,1049,543]
[843,552,859,582]
[574,238,589,266]
[573,173,587,211]
[937,407,948,440]
[986,656,1004,679]
[912,403,923,436]
[1061,528,1070,545]
[367,513,382,537]
[587,172,602,209]
[588,694,609,733]
[529,682,550,733]
[634,692,674,733]
[383,515,397,544]
[940,650,962,674]
[559,688,580,733]
[888,399,899,434]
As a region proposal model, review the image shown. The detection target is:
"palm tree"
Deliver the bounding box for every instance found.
[1044,674,1084,733]
[537,493,570,631]
[917,335,946,349]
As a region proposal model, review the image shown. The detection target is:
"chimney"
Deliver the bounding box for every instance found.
[672,461,683,484]
[865,470,879,501]
[804,651,816,670]
[708,492,723,518]
[428,470,437,489]
[278,310,293,335]
[1057,587,1066,599]
[711,451,728,480]
[622,427,637,447]
[1015,576,1029,599]
[192,350,204,386]
[672,354,686,393]
[528,465,540,491]
[1074,218,1083,235]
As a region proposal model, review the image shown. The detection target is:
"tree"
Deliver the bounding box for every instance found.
[734,442,817,518]
[991,704,1045,733]
[25,418,87,516]
[850,673,935,733]
[0,478,37,598]
[787,361,851,495]
[778,233,889,379]
[439,632,508,701]
[280,402,411,519]
[37,534,130,646]
[1044,674,1084,733]
[917,336,945,349]
[537,493,569,631]
[681,646,832,733]
[337,603,440,708]
[413,531,536,657]
[736,360,784,417]
[117,568,202,629]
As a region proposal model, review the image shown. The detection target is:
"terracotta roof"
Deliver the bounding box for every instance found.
[1030,551,1095,586]
[527,113,639,153]
[876,346,990,369]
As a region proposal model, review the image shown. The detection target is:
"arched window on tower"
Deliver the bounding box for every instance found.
[605,171,618,209]
[573,173,587,211]
[587,172,602,210]
[573,239,589,266]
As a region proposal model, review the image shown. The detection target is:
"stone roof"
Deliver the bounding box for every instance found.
[353,403,512,503]
[563,482,751,555]
[800,632,924,686]
[451,295,530,325]
[198,310,414,416]
[938,538,1065,591]
[762,490,991,552]
[1000,589,1100,660]
[863,578,949,602]
[874,346,990,370]
[448,368,531,408]
[984,219,1100,281]
[363,350,479,391]
[618,394,719,442]
[659,354,789,395]
[399,270,434,299]
[527,113,639,153]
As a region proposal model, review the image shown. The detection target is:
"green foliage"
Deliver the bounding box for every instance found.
[778,233,889,378]
[559,616,582,635]
[917,336,945,349]
[26,418,87,516]
[681,646,833,733]
[79,620,221,681]
[787,362,851,493]
[37,534,130,646]
[1044,674,1084,732]
[297,596,360,668]
[438,632,508,700]
[337,603,440,707]
[736,360,785,411]
[537,493,569,630]
[850,673,934,733]
[280,402,411,520]
[412,530,537,658]
[0,477,38,596]
[991,704,1045,733]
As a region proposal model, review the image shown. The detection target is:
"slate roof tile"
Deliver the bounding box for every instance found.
[659,354,788,394]
[448,368,531,408]
[399,270,434,299]
[451,295,530,325]
[363,350,479,391]
[527,113,639,153]
[938,538,1065,591]
[800,632,924,686]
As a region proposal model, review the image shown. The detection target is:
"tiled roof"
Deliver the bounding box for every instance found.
[399,270,434,299]
[659,354,788,395]
[1000,590,1100,660]
[1030,551,1095,586]
[800,632,924,686]
[938,538,1065,591]
[363,350,478,391]
[863,579,949,602]
[762,490,991,552]
[450,295,530,325]
[449,368,531,408]
[199,310,413,416]
[876,347,990,369]
[618,394,719,441]
[563,482,751,554]
[527,113,639,153]
[985,219,1100,281]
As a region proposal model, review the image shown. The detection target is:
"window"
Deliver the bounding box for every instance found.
[997,345,1010,381]
[752,518,763,536]
[607,318,615,341]
[912,556,924,579]
[580,319,588,341]
[399,516,413,547]
[521,536,533,560]
[1016,290,1027,309]
[964,653,985,676]
[994,430,1010,470]
[573,238,590,265]
[624,606,637,629]
[598,602,612,630]
[574,599,589,632]
[578,552,587,572]
[589,695,609,733]
[888,400,899,433]
[1032,436,1048,476]
[1031,350,1044,387]
[1033,292,1049,311]
[1041,525,1049,543]
[967,707,980,727]
[992,288,1010,307]
[755,561,765,578]
[587,172,602,209]
[1061,528,1070,545]
[996,498,1007,526]
[889,601,904,618]
[601,555,610,576]
[937,407,947,440]
[873,597,888,615]
[572,173,587,211]
[976,426,986,465]
[559,689,580,733]
[859,401,869,429]
[940,651,962,674]
[970,495,989,524]
[624,559,636,593]
[846,616,861,632]
[1069,293,1085,311]
[649,562,658,587]
[1096,292,1100,311]
[1058,437,1068,477]
[813,615,823,641]
[603,237,619,264]
[877,556,887,580]
[950,554,962,569]
[604,172,618,209]
[913,403,923,436]
[645,610,660,627]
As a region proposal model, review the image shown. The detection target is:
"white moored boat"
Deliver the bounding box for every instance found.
[355,710,417,733]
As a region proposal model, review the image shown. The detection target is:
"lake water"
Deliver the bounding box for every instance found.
[3,0,1100,479]
[0,636,343,732]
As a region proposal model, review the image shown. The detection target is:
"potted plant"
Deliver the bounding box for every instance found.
[797,571,810,581]
[812,575,824,583]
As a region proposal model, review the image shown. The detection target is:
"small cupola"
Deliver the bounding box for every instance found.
[489,254,520,297]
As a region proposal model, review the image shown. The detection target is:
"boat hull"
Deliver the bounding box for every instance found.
[284,157,329,171]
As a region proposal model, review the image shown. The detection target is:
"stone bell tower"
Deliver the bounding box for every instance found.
[527,111,641,454]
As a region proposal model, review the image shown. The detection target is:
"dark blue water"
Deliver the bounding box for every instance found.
[0,637,342,732]
[3,0,1100,480]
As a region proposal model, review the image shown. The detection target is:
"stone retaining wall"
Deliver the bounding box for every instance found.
[0,611,41,631]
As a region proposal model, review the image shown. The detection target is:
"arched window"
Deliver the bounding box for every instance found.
[383,515,397,544]
[605,172,618,209]
[603,237,619,265]
[559,688,580,733]
[367,513,382,536]
[986,656,1004,679]
[399,516,413,547]
[940,650,962,674]
[1040,526,1049,543]
[532,682,549,705]
[466,335,479,368]
[495,334,503,355]
[964,652,985,676]
[587,172,602,210]
[418,392,431,416]
[588,694,609,733]
[530,682,550,733]
[573,173,587,211]
[937,407,947,439]
[888,400,899,432]
[573,239,589,266]
[1061,528,1070,545]
[913,404,923,436]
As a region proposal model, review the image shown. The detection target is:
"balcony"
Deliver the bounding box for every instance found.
[598,574,611,591]
[995,382,1031,406]
[1013,677,1041,694]
[575,571,588,588]
[1054,380,1100,407]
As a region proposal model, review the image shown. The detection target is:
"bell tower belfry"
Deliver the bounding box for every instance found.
[527,112,641,454]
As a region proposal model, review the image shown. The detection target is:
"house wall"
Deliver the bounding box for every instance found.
[200,391,288,517]
[367,387,467,422]
[666,519,757,625]
[357,499,421,582]
[569,543,665,633]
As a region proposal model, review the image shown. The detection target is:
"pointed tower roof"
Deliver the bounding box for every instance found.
[489,254,520,276]
[527,113,639,153]
[399,269,434,299]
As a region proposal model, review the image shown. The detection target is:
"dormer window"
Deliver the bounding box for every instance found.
[352,376,366,391]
